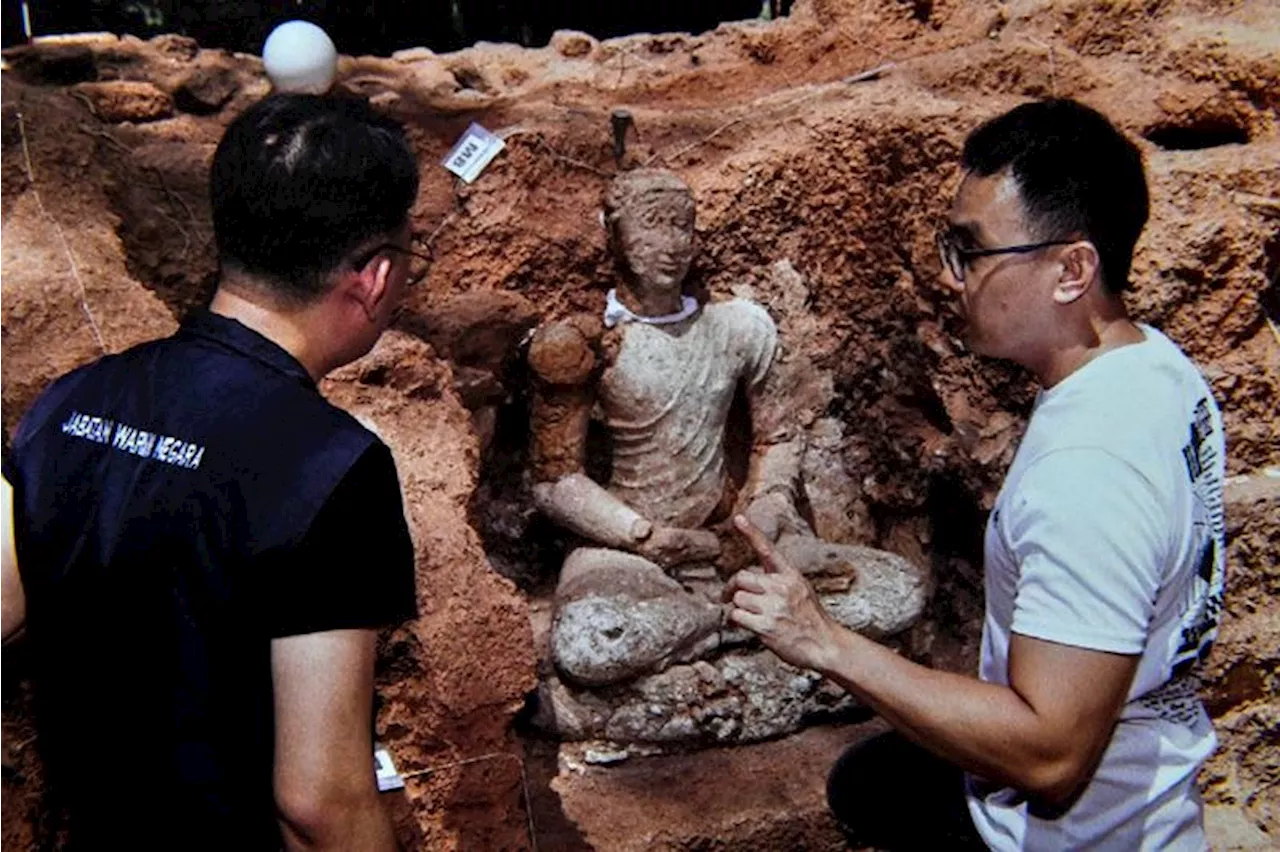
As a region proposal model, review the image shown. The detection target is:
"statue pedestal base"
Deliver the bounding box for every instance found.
[532,650,867,745]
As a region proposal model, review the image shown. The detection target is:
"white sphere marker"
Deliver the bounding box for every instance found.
[262,20,338,94]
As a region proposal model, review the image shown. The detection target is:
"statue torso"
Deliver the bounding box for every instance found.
[599,299,777,528]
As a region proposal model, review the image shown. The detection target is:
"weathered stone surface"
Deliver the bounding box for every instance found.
[535,648,859,746]
[550,550,723,689]
[532,548,924,747]
[524,167,928,742]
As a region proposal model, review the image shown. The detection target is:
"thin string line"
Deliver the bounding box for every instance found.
[401,750,539,852]
[16,108,107,354]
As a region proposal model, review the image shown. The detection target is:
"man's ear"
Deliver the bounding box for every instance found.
[347,254,393,323]
[1052,241,1100,305]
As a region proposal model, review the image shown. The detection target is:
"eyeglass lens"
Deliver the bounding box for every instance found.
[936,233,963,282]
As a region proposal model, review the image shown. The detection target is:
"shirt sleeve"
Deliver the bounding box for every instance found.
[265,441,418,638]
[1005,447,1169,655]
[1,453,16,490]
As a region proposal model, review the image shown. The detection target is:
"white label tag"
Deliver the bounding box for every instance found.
[374,745,405,792]
[441,123,505,183]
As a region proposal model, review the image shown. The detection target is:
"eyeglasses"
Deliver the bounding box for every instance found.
[935,230,1074,283]
[352,242,434,271]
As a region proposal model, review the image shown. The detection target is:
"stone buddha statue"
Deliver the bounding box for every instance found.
[526,169,926,745]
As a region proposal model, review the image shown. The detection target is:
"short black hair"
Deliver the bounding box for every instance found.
[961,98,1149,294]
[210,93,420,301]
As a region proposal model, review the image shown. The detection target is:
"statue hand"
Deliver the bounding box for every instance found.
[636,526,721,567]
[742,492,812,543]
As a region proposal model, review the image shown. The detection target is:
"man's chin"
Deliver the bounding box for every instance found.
[645,274,681,292]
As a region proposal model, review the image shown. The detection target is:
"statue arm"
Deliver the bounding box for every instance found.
[527,318,656,549]
[528,318,598,484]
[533,472,652,548]
[533,474,719,564]
[742,338,813,541]
[527,318,719,564]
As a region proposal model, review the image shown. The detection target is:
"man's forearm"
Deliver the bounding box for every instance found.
[814,626,1091,804]
[0,621,24,647]
[1,477,24,643]
[279,790,397,852]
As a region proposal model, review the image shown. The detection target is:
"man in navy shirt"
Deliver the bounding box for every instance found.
[2,93,423,850]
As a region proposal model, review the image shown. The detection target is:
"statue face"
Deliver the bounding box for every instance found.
[613,193,695,296]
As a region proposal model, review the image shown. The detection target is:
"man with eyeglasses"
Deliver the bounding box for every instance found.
[727,98,1225,850]
[2,94,424,850]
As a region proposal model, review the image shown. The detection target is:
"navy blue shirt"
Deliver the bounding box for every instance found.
[4,311,417,849]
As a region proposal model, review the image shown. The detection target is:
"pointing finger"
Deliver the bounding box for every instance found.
[735,514,801,576]
[734,514,780,572]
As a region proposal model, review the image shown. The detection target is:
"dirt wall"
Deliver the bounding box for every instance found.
[2,0,1277,846]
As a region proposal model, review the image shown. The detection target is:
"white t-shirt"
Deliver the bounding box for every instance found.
[967,325,1226,851]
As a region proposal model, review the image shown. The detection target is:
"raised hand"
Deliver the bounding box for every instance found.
[724,514,841,673]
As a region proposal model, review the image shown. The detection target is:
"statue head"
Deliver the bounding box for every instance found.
[604,169,695,297]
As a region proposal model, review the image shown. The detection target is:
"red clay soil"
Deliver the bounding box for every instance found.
[2,0,1277,847]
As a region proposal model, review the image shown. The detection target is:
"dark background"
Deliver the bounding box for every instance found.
[2,0,791,54]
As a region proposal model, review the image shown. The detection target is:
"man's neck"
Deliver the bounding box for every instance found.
[615,281,686,319]
[1034,302,1145,388]
[208,285,332,382]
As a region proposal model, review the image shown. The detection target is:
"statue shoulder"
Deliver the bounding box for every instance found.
[705,297,778,340]
[528,313,602,387]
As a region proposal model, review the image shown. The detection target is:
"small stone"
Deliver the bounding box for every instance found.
[657,715,698,739]
[551,30,597,59]
[174,66,239,115]
[583,747,630,765]
[73,81,173,123]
